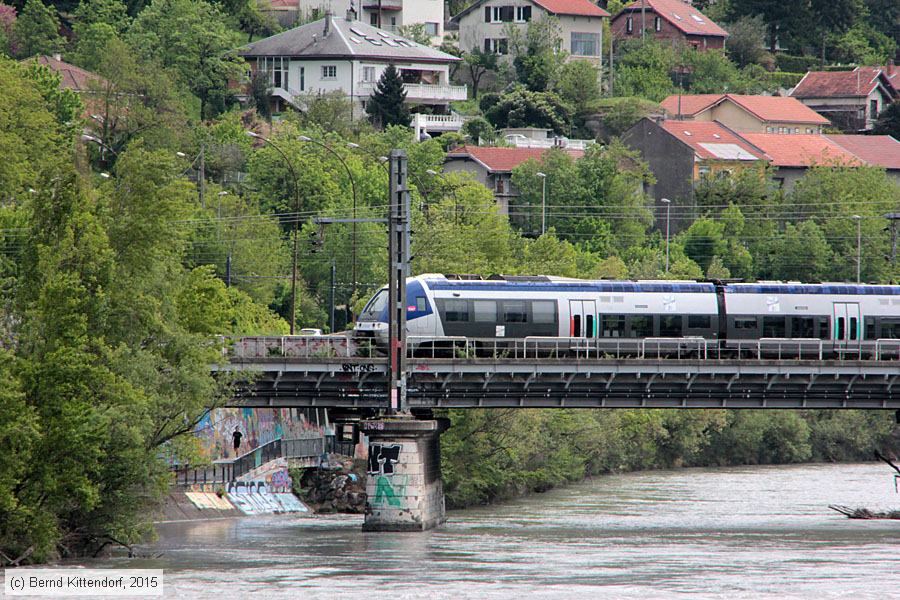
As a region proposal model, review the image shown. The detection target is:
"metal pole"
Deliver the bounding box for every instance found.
[662,198,671,273]
[330,260,336,333]
[387,150,410,415]
[641,0,646,43]
[541,176,546,235]
[854,215,862,283]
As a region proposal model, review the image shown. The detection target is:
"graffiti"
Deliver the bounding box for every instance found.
[367,443,406,508]
[343,363,376,373]
[362,420,385,432]
[194,408,322,461]
[368,443,401,475]
[271,469,292,488]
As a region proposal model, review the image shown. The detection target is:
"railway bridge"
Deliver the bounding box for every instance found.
[214,335,900,531]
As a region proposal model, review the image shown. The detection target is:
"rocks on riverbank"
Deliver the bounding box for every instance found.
[294,456,366,514]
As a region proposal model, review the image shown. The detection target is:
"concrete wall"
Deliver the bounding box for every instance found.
[622,119,696,231]
[194,407,324,461]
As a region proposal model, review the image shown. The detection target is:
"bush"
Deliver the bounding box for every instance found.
[478,92,501,114]
[775,54,820,73]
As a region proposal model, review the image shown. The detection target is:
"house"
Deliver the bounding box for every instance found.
[740,133,865,189]
[452,0,609,65]
[237,10,464,116]
[28,54,105,93]
[610,0,727,50]
[280,0,446,42]
[659,93,830,134]
[622,119,766,229]
[444,145,584,214]
[790,66,899,132]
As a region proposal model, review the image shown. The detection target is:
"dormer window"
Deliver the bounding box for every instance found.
[654,16,661,31]
[626,16,633,34]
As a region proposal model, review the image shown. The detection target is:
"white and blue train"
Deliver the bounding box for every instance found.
[354,274,900,357]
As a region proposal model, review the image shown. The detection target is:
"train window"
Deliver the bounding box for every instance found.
[630,316,653,338]
[586,315,595,337]
[473,300,497,322]
[573,315,581,337]
[444,299,469,322]
[837,317,845,340]
[503,301,528,323]
[818,317,830,339]
[416,297,427,312]
[763,316,786,337]
[734,317,757,330]
[791,317,815,338]
[688,315,711,329]
[600,315,625,337]
[883,319,900,339]
[532,301,556,324]
[865,318,876,340]
[660,315,682,337]
[850,317,858,341]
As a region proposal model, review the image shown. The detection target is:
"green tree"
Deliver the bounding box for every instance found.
[508,16,566,92]
[614,39,675,101]
[461,116,495,144]
[128,0,243,119]
[462,47,497,99]
[484,86,573,134]
[873,101,900,140]
[555,59,600,114]
[724,14,768,67]
[764,220,834,282]
[365,64,410,129]
[12,0,62,59]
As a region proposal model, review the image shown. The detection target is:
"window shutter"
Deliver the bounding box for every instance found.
[501,5,514,22]
[485,6,491,22]
[484,38,491,52]
[523,6,531,20]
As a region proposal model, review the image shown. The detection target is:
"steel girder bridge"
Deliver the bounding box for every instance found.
[215,337,900,410]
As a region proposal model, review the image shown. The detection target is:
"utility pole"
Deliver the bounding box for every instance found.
[641,0,646,44]
[886,213,899,266]
[387,149,410,415]
[329,260,336,333]
[198,143,206,209]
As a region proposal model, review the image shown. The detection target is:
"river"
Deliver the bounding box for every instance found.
[96,463,900,599]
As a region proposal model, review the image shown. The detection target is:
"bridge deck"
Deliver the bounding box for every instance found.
[218,356,900,410]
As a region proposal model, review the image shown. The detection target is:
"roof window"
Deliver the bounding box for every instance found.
[673,13,683,20]
[684,131,692,136]
[691,14,705,23]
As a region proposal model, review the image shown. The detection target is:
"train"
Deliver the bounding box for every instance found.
[353,274,900,358]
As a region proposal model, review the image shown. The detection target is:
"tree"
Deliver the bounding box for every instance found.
[483,86,573,135]
[727,0,811,53]
[873,102,900,140]
[397,23,432,46]
[508,16,567,92]
[461,116,495,144]
[614,39,676,102]
[724,15,768,68]
[365,64,410,129]
[12,0,62,59]
[555,60,600,115]
[462,47,497,99]
[0,3,16,56]
[249,69,272,122]
[128,0,243,120]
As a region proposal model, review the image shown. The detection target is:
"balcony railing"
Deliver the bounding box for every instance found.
[358,81,467,102]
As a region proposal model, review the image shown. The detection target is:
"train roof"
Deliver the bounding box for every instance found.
[419,275,715,293]
[725,283,900,295]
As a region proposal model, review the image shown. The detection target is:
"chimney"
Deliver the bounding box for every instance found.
[52,53,61,61]
[324,10,331,36]
[346,0,357,21]
[889,59,895,77]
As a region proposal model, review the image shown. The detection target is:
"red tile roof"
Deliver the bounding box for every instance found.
[825,135,900,170]
[446,145,584,172]
[660,94,830,124]
[740,133,861,168]
[660,121,765,160]
[533,0,609,17]
[659,94,722,117]
[31,55,105,92]
[620,0,727,37]
[791,67,888,99]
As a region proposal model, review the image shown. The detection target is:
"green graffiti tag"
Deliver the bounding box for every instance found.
[373,475,407,508]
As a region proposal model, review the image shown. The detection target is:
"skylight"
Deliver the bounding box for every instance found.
[383,38,398,46]
[673,12,683,20]
[349,27,366,36]
[349,36,362,44]
[378,31,391,39]
[712,133,721,139]
[684,131,692,136]
[691,14,705,23]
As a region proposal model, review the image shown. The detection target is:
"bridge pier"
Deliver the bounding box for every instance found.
[362,417,450,532]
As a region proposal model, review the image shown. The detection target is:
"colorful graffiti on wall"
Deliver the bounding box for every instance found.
[195,408,324,461]
[368,443,407,508]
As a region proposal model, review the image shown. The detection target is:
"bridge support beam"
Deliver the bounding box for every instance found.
[362,417,450,532]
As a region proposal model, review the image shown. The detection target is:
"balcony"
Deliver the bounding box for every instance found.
[358,81,468,104]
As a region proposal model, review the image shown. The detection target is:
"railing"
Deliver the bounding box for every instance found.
[221,335,377,359]
[358,81,468,102]
[503,136,596,150]
[173,434,327,485]
[413,113,467,130]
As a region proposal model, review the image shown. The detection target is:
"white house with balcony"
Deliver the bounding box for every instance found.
[237,9,464,118]
[452,0,609,65]
[290,0,446,42]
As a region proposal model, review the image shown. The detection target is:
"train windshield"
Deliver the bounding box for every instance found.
[361,289,388,319]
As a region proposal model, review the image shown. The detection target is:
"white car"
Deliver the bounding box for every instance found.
[298,328,323,336]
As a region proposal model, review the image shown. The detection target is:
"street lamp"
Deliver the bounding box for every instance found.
[661,198,671,273]
[852,214,862,283]
[246,130,302,334]
[298,135,360,300]
[536,172,547,235]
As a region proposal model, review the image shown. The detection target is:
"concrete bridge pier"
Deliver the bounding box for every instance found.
[362,416,450,532]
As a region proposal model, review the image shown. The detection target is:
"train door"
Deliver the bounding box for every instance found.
[569,300,596,338]
[832,302,861,353]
